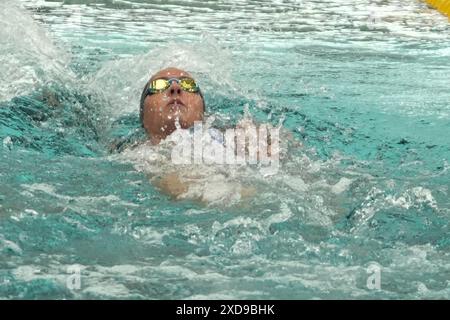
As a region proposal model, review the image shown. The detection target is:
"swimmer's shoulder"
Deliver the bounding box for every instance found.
[108,127,148,153]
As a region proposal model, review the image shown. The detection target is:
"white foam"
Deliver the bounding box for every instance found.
[0,0,72,102]
[331,177,353,194]
[83,283,131,298]
[87,36,237,119]
[0,235,23,255]
[20,183,139,217]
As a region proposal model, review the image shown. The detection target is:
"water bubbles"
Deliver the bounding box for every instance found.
[0,0,72,102]
[230,239,255,257]
[174,116,181,130]
[3,136,13,150]
[0,235,23,256]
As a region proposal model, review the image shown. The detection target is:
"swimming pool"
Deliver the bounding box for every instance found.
[0,0,449,299]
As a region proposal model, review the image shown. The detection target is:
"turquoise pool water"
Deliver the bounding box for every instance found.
[0,0,449,299]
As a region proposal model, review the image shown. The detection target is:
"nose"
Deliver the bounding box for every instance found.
[168,80,181,96]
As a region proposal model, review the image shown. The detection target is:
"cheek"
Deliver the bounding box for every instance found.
[149,93,170,107]
[148,98,164,114]
[186,95,203,112]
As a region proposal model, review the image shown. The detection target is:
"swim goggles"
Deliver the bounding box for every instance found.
[147,77,200,94]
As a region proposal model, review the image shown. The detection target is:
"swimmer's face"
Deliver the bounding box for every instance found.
[142,67,204,142]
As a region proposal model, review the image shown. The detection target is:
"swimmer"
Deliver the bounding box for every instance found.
[139,67,205,145]
[138,66,285,149]
[136,67,260,202]
[135,67,298,203]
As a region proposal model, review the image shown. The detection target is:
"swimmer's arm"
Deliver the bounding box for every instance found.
[154,172,256,201]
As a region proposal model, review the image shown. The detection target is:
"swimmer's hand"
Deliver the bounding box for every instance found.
[154,172,189,199]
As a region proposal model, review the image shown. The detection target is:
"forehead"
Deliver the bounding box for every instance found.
[150,68,193,80]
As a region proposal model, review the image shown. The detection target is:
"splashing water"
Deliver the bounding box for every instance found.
[0,0,449,299]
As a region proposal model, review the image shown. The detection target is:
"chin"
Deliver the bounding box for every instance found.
[179,120,194,129]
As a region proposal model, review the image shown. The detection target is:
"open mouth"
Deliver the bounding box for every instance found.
[166,99,186,109]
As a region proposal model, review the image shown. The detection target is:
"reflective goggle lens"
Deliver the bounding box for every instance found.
[149,78,199,93]
[151,79,170,92]
[179,78,197,92]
